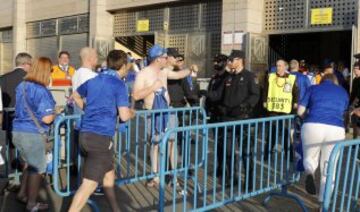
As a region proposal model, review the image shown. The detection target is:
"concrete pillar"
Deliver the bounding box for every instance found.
[221,0,264,52]
[221,0,266,73]
[12,0,26,57]
[89,0,114,61]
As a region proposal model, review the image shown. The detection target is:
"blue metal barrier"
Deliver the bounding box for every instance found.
[323,139,360,212]
[52,107,206,196]
[114,107,207,186]
[53,114,81,197]
[158,115,307,212]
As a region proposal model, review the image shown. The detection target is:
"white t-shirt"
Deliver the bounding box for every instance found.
[72,67,98,92]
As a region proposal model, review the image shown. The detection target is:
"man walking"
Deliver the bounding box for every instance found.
[69,50,134,212]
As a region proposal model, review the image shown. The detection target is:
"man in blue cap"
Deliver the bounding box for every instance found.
[133,44,199,187]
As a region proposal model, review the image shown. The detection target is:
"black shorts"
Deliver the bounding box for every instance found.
[79,132,114,183]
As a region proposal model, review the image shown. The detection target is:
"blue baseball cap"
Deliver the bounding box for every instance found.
[148,44,167,61]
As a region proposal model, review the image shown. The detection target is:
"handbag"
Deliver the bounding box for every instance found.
[22,82,53,152]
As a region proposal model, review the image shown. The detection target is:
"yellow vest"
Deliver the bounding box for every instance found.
[51,65,75,86]
[51,65,75,80]
[266,73,296,114]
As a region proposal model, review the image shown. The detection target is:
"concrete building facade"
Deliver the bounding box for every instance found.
[0,0,359,76]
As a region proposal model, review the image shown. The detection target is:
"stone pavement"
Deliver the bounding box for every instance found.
[0,126,326,212]
[0,175,322,212]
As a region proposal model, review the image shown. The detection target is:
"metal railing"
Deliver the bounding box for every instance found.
[158,115,307,212]
[52,107,207,197]
[115,107,207,186]
[323,139,360,212]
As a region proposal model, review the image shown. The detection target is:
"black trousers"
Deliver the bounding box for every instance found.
[264,118,293,161]
[216,116,253,188]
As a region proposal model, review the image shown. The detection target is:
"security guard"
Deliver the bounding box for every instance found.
[264,59,298,161]
[221,50,260,190]
[51,51,76,86]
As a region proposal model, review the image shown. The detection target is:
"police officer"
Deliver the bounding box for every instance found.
[204,54,229,123]
[201,54,229,178]
[221,50,260,189]
[264,59,298,161]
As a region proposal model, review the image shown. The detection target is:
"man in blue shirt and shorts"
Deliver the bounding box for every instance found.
[69,50,135,212]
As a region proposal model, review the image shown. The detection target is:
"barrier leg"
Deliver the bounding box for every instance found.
[13,150,21,185]
[263,184,308,212]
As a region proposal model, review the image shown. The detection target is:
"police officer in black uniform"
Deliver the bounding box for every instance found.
[201,54,229,177]
[221,50,260,190]
[204,54,229,123]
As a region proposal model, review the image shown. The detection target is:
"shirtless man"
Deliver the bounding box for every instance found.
[133,45,198,187]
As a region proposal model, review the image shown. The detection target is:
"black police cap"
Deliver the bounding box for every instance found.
[228,50,245,60]
[167,48,180,57]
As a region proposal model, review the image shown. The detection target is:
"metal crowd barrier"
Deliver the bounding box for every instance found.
[52,107,206,197]
[158,115,307,212]
[115,107,207,186]
[53,114,81,197]
[323,139,360,212]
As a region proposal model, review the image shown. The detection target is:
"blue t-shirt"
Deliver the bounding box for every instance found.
[291,72,311,101]
[126,71,136,83]
[300,80,349,128]
[13,81,56,133]
[77,70,129,137]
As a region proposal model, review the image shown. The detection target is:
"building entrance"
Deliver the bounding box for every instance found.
[269,31,352,70]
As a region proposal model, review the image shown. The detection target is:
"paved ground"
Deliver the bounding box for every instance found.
[0,175,323,212]
[2,112,358,212]
[0,124,327,212]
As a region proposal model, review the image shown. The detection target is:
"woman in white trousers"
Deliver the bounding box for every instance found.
[297,72,349,204]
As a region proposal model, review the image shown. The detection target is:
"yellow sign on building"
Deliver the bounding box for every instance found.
[311,8,333,25]
[137,19,150,32]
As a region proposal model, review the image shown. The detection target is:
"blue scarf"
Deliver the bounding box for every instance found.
[186,75,193,91]
[152,87,169,133]
[102,69,122,80]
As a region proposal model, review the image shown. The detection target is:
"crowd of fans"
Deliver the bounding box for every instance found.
[0,44,358,211]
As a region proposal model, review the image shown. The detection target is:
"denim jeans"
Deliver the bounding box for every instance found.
[12,131,46,174]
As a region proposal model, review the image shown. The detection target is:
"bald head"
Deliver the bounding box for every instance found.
[80,47,98,69]
[290,59,299,72]
[276,59,288,75]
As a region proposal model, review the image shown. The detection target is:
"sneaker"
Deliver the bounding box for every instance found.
[93,186,104,196]
[26,202,49,211]
[146,179,159,188]
[305,174,316,195]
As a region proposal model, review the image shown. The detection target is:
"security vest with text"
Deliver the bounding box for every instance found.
[51,65,75,86]
[266,73,296,114]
